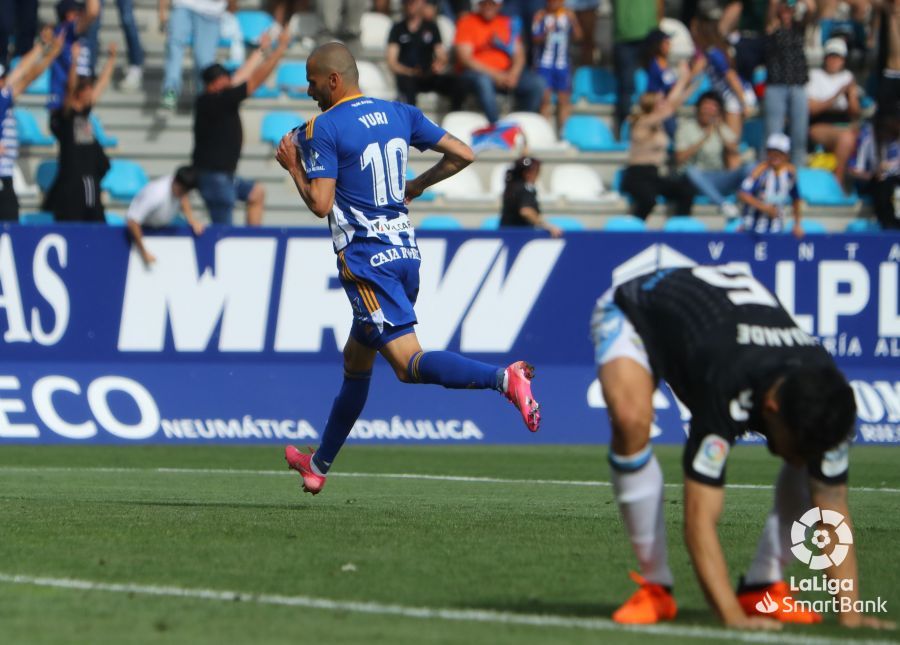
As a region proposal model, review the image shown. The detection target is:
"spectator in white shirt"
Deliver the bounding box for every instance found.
[126,166,203,265]
[807,37,862,186]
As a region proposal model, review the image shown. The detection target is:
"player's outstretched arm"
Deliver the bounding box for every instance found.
[684,478,782,630]
[808,477,896,630]
[405,133,475,203]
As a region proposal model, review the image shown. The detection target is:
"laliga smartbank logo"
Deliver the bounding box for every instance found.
[791,506,853,570]
[754,507,888,616]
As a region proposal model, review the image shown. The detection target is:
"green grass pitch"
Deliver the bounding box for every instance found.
[0,445,897,644]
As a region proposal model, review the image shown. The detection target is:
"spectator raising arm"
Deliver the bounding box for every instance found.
[92,43,118,103]
[76,0,101,35]
[241,27,291,95]
[8,31,65,98]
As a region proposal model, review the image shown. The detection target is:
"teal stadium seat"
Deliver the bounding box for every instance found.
[845,219,881,233]
[15,109,53,146]
[19,211,54,225]
[790,218,828,234]
[418,215,462,230]
[9,57,50,95]
[797,168,857,206]
[663,216,707,232]
[261,111,303,146]
[562,115,627,152]
[89,113,118,147]
[546,216,585,231]
[603,215,646,232]
[724,217,743,232]
[105,212,126,226]
[633,68,648,99]
[741,119,764,153]
[101,159,148,201]
[481,216,500,229]
[406,167,435,201]
[277,62,309,98]
[571,67,616,104]
[36,159,58,192]
[685,73,712,105]
[235,10,275,45]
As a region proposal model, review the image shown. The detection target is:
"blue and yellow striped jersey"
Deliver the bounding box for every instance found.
[296,95,446,252]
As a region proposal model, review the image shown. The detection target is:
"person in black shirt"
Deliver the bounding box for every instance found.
[42,40,114,223]
[192,29,289,225]
[386,0,459,107]
[498,156,562,236]
[763,0,814,167]
[590,265,889,631]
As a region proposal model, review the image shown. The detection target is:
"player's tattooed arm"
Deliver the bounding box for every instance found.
[405,133,475,203]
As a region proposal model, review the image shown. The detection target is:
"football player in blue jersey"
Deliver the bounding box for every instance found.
[275,43,541,495]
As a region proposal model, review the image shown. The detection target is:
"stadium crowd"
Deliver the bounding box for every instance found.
[0,0,896,234]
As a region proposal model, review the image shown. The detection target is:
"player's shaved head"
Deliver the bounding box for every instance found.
[308,42,359,85]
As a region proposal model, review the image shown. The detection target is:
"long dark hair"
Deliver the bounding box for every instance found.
[503,156,540,200]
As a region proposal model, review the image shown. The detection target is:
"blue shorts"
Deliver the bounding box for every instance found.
[337,240,421,350]
[197,171,256,225]
[537,66,572,93]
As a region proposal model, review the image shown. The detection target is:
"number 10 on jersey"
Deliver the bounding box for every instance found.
[361,138,409,206]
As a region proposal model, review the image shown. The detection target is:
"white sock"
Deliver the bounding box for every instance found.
[744,463,810,586]
[309,456,326,477]
[610,452,674,587]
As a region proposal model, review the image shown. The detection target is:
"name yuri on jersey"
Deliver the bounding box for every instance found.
[736,323,816,347]
[358,111,390,129]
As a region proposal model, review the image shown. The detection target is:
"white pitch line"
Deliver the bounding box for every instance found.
[0,573,892,645]
[0,465,898,494]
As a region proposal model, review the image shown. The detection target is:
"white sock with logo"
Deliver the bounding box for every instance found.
[744,463,810,586]
[610,452,674,588]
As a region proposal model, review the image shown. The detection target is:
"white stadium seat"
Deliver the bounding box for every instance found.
[502,112,569,151]
[437,15,456,46]
[361,12,393,52]
[357,60,393,99]
[549,164,608,203]
[427,166,487,201]
[13,164,37,198]
[441,111,489,146]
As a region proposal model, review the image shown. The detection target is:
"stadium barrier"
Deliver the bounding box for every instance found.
[0,225,898,445]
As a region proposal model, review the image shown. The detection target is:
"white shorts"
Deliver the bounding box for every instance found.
[590,289,652,373]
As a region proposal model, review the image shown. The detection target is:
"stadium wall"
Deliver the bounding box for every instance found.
[0,226,898,446]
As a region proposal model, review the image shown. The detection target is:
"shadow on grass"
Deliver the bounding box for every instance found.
[466,599,712,624]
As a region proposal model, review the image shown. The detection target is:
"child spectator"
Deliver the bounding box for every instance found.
[691,13,756,139]
[848,111,900,229]
[533,0,581,133]
[807,38,862,187]
[737,132,803,236]
[126,166,204,265]
[387,0,459,107]
[499,155,563,236]
[43,42,115,223]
